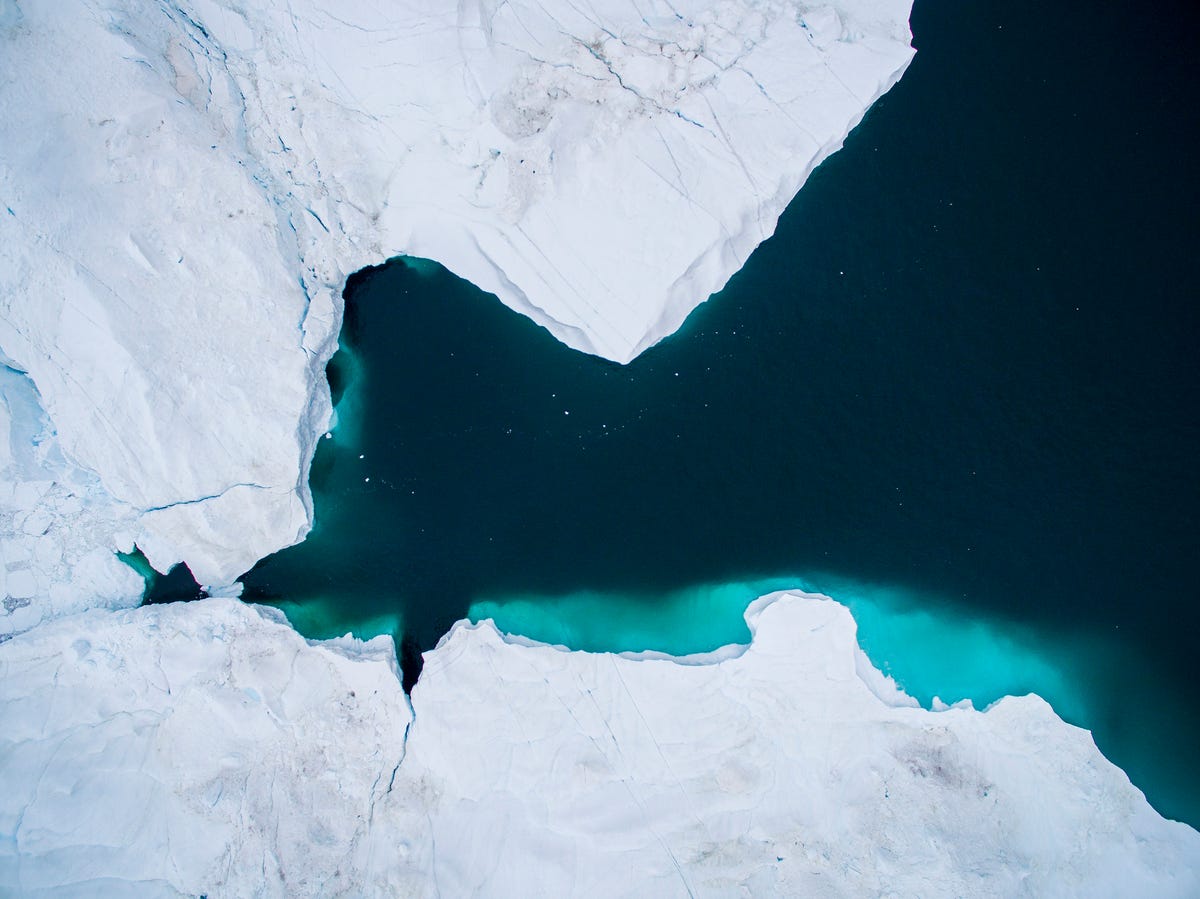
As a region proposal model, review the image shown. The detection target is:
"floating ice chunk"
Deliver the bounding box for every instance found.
[2,591,1195,895]
[2,0,915,594]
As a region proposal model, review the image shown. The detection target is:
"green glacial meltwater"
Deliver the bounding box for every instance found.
[232,0,1200,825]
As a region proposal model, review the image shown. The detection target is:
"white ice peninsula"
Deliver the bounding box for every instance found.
[1,0,1198,895]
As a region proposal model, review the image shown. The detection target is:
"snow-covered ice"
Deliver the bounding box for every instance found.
[2,591,1196,896]
[5,0,1196,892]
[0,598,412,896]
[0,364,142,639]
[2,0,914,596]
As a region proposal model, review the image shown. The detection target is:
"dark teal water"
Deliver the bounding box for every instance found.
[239,1,1200,824]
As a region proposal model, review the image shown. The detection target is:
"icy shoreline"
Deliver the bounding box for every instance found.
[2,0,914,596]
[3,590,1197,896]
[4,0,1198,892]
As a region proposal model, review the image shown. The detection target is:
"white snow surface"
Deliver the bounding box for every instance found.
[1,590,1196,897]
[1,0,913,599]
[0,365,143,639]
[4,3,1197,893]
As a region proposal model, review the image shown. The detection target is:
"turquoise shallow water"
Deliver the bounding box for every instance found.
[232,0,1200,824]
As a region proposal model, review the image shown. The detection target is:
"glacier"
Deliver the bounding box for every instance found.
[0,364,143,638]
[3,0,1199,893]
[2,592,1197,896]
[1,0,914,592]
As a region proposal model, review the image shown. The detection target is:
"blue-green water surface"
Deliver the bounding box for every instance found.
[241,1,1200,824]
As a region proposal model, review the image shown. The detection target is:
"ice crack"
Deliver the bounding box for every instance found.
[139,482,271,514]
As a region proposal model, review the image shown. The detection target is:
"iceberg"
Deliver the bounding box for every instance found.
[1,592,1196,895]
[1,0,914,594]
[5,0,1196,892]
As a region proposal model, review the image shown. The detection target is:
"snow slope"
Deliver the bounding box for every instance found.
[2,591,1196,897]
[1,0,913,599]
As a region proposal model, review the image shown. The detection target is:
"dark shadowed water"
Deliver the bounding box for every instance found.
[233,1,1200,823]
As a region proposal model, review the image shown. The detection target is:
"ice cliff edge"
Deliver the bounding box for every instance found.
[5,5,1199,894]
[1,0,913,600]
[3,589,1197,896]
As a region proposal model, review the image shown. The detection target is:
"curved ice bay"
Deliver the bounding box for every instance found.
[3,0,1200,890]
[0,0,914,591]
[244,243,1200,826]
